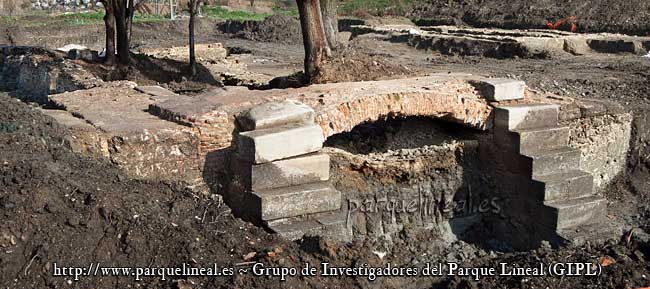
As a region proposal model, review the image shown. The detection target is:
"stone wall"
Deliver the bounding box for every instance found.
[107,128,204,186]
[313,79,492,137]
[567,113,632,192]
[0,46,102,104]
[556,97,633,192]
[47,83,208,192]
[147,75,495,194]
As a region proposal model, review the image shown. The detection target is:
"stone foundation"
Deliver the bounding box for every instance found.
[4,66,632,247]
[348,24,650,58]
[554,97,632,192]
[0,46,102,104]
[567,113,632,192]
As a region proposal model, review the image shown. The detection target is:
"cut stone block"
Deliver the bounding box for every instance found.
[495,126,570,155]
[238,100,316,131]
[232,153,330,191]
[67,49,97,62]
[57,44,89,52]
[252,182,341,221]
[476,78,525,101]
[252,153,330,190]
[267,218,322,241]
[39,109,95,130]
[529,147,581,177]
[532,170,594,201]
[314,211,352,242]
[563,37,591,55]
[494,103,560,131]
[237,123,325,164]
[266,211,352,242]
[558,219,622,246]
[541,196,607,230]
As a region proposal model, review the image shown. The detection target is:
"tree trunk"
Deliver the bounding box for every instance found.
[188,0,198,76]
[126,0,135,39]
[296,0,328,82]
[320,0,338,51]
[102,0,116,65]
[113,0,130,64]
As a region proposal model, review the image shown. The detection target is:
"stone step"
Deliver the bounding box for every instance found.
[476,78,526,102]
[232,153,330,191]
[495,126,570,155]
[267,218,322,241]
[528,146,581,177]
[237,123,325,164]
[237,100,315,131]
[252,182,341,221]
[312,211,352,242]
[494,103,560,131]
[532,170,594,202]
[266,211,351,242]
[557,219,623,246]
[540,196,607,230]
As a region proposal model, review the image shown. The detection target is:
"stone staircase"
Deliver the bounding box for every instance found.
[232,100,351,241]
[494,103,609,245]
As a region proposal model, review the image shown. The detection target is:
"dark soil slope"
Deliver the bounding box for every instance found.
[410,0,650,35]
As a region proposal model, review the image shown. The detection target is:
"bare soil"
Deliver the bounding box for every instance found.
[1,93,650,289]
[218,15,304,45]
[408,0,650,36]
[2,4,650,288]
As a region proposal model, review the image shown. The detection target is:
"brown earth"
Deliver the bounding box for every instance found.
[2,4,650,289]
[408,0,650,36]
[218,15,304,45]
[1,94,650,289]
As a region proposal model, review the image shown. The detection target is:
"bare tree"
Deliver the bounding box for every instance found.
[320,0,338,51]
[126,0,136,38]
[101,0,117,64]
[101,0,135,65]
[188,0,202,76]
[296,0,329,81]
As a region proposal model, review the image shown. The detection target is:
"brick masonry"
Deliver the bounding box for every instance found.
[37,75,632,245]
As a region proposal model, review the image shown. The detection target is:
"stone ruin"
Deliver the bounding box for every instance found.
[221,79,622,250]
[19,67,630,250]
[0,46,631,249]
[348,24,650,58]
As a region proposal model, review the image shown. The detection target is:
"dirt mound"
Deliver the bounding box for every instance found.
[314,49,418,83]
[2,84,650,288]
[219,15,303,44]
[409,0,650,35]
[0,94,267,288]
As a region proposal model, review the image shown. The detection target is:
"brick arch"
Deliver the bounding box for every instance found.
[306,79,494,137]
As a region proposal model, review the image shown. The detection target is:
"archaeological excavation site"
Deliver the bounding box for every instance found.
[1,0,650,288]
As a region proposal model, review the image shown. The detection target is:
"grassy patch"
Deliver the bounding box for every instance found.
[1,16,15,25]
[272,6,299,17]
[133,13,166,23]
[202,6,270,21]
[57,11,105,25]
[338,0,423,16]
[46,11,167,26]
